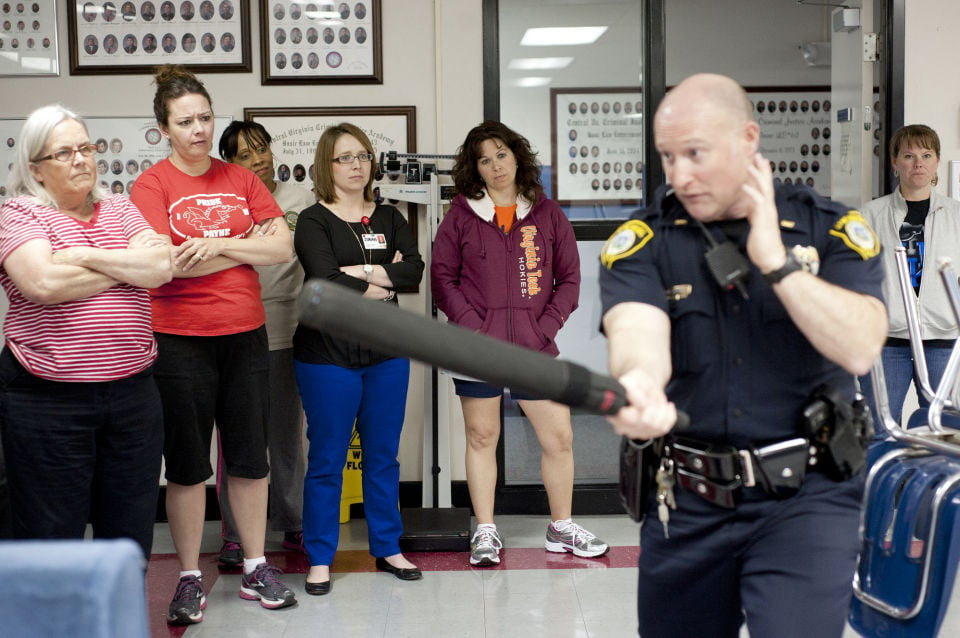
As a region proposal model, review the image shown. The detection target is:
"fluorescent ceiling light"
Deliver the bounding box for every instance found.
[512,77,551,88]
[521,27,607,47]
[508,57,573,70]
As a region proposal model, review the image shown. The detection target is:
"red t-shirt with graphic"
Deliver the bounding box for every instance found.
[131,158,283,336]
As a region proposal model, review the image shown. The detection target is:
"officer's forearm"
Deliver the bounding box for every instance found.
[770,272,887,375]
[603,301,672,387]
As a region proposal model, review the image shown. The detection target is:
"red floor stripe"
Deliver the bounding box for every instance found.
[147,546,639,637]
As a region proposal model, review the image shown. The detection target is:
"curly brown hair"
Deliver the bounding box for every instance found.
[151,64,213,128]
[452,120,543,202]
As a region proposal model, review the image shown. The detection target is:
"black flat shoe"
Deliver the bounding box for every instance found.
[375,557,422,581]
[304,579,331,596]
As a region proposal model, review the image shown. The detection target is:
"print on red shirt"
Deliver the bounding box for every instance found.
[170,193,253,241]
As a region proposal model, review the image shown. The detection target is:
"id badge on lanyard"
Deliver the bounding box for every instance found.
[361,233,386,250]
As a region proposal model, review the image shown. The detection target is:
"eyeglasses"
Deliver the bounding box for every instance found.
[332,153,375,164]
[32,144,98,163]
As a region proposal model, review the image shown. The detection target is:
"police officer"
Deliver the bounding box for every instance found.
[599,73,887,638]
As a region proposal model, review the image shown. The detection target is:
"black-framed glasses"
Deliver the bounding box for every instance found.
[332,152,374,164]
[32,144,98,163]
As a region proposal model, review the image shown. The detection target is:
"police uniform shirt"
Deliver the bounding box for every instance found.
[599,183,884,447]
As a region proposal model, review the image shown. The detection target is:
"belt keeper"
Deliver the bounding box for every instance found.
[737,450,756,488]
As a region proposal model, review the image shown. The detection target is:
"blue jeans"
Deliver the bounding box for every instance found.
[0,349,163,558]
[859,344,952,431]
[296,357,410,566]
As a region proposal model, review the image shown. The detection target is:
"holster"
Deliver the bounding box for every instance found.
[619,436,659,522]
[803,384,872,481]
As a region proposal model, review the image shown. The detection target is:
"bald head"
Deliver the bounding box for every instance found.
[657,73,754,129]
[652,74,761,222]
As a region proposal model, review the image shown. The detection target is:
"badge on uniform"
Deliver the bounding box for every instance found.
[829,211,880,260]
[601,220,654,269]
[791,244,821,276]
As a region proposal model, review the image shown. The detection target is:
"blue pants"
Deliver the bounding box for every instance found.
[295,357,409,565]
[637,472,863,638]
[0,349,163,559]
[860,343,952,429]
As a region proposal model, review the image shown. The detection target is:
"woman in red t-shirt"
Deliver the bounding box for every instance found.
[131,65,296,625]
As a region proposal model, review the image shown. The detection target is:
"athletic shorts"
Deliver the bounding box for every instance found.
[154,327,270,485]
[452,378,542,401]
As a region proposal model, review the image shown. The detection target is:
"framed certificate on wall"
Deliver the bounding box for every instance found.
[0,0,59,76]
[259,0,381,85]
[550,87,644,207]
[67,0,251,74]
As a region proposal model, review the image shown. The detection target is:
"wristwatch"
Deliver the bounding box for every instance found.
[762,249,803,285]
[363,264,374,282]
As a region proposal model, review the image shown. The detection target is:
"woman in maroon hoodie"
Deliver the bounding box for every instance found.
[432,121,609,567]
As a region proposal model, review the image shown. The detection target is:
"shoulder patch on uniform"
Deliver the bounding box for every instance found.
[828,210,880,260]
[601,219,654,269]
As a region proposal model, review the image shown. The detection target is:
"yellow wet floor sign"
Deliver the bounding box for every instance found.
[340,424,363,523]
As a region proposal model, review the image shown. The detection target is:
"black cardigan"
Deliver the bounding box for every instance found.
[293,202,424,368]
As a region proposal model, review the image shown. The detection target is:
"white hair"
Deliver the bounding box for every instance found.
[6,104,106,209]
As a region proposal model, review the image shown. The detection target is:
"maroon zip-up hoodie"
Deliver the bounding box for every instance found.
[431,190,580,356]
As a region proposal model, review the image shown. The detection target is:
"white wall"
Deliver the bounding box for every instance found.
[903,0,960,191]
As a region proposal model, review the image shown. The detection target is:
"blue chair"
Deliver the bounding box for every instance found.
[0,538,148,638]
[850,251,960,637]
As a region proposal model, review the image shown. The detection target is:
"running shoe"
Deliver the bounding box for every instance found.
[239,562,297,609]
[469,527,503,566]
[167,575,206,625]
[217,540,244,569]
[545,520,610,558]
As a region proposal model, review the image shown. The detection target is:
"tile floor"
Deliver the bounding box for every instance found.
[148,515,641,638]
[144,513,905,638]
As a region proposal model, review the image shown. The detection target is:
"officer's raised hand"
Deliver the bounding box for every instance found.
[742,152,788,275]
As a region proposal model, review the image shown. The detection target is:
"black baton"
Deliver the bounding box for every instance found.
[297,279,628,415]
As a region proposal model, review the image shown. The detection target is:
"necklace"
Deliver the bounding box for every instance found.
[339,215,371,266]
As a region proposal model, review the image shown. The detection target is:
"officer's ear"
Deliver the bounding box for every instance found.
[741,121,760,155]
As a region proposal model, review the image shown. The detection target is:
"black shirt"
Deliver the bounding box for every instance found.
[900,197,930,294]
[293,202,424,367]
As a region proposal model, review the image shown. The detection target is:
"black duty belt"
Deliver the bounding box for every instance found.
[666,436,811,508]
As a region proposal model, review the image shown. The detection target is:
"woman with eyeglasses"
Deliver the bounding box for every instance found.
[131,65,296,625]
[294,122,424,595]
[0,104,172,557]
